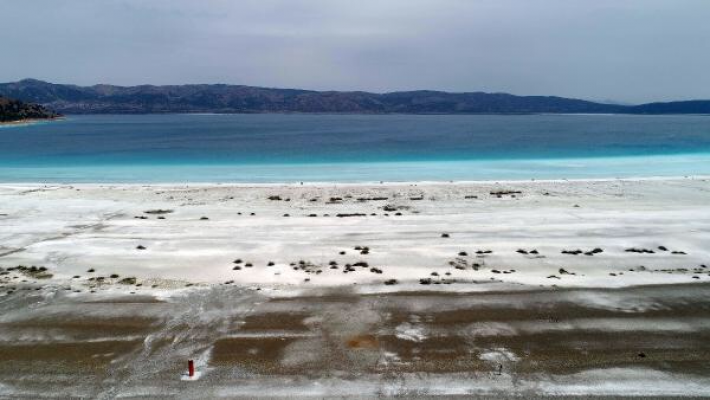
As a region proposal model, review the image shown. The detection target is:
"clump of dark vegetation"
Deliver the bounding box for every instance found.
[144,209,173,215]
[561,249,584,255]
[490,190,522,197]
[0,96,61,123]
[625,248,655,254]
[562,247,602,256]
[357,196,388,201]
[119,277,137,285]
[10,265,53,279]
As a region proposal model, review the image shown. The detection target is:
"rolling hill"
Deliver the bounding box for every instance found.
[1,79,708,115]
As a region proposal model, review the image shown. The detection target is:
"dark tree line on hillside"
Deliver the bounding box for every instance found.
[0,95,61,122]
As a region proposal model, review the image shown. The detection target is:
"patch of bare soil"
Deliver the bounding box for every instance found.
[211,337,297,373]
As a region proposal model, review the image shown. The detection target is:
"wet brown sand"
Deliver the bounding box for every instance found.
[0,283,709,398]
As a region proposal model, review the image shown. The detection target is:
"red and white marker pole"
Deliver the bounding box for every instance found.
[188,359,195,377]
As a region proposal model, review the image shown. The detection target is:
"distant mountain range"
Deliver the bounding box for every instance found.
[0,94,61,123]
[1,78,709,115]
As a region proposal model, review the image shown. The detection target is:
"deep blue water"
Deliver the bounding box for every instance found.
[1,114,710,182]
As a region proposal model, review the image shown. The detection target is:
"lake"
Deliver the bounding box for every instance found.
[1,113,710,183]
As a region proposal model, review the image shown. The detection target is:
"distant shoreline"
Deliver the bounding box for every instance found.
[22,111,710,117]
[0,116,64,127]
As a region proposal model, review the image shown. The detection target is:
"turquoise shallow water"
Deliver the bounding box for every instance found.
[1,114,709,183]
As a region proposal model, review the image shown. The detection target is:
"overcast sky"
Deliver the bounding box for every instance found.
[2,0,709,103]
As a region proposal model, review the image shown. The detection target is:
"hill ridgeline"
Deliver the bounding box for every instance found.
[1,79,709,115]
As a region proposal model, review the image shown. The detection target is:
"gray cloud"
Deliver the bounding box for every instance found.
[2,0,709,103]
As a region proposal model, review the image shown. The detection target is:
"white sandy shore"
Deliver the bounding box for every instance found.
[1,174,710,400]
[1,177,709,292]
